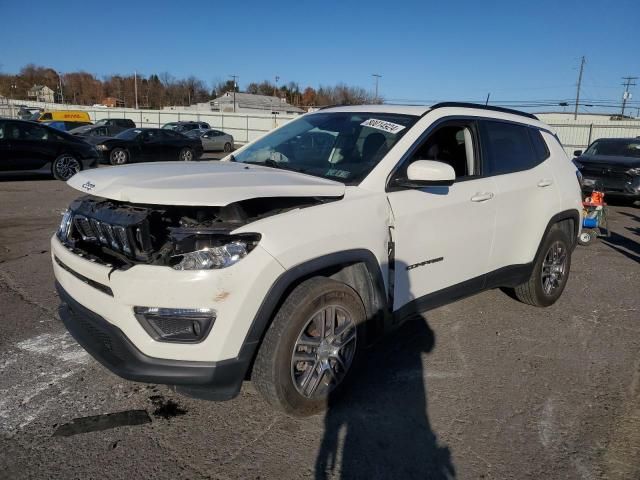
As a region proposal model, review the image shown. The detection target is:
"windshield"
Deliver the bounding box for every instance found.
[116,128,142,140]
[585,139,640,158]
[232,112,418,184]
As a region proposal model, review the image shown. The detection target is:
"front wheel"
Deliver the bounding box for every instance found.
[179,147,194,161]
[252,277,366,416]
[52,154,82,181]
[513,226,572,307]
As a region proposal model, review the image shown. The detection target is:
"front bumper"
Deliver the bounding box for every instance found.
[57,282,249,400]
[51,235,285,362]
[581,172,640,198]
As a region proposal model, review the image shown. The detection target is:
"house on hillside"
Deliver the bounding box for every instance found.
[101,97,125,108]
[27,85,55,103]
[209,92,305,114]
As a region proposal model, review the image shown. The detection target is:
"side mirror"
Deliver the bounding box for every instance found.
[573,150,582,157]
[402,160,456,187]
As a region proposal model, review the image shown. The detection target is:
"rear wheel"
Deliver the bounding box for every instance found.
[109,148,129,165]
[52,154,82,181]
[513,226,572,307]
[223,142,232,153]
[253,277,366,416]
[179,147,194,161]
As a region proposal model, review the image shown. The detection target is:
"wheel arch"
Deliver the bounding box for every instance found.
[240,249,389,379]
[534,209,580,262]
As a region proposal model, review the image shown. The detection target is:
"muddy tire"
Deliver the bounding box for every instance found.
[252,277,366,416]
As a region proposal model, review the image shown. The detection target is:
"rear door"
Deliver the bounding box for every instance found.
[161,130,186,160]
[3,121,57,171]
[478,120,560,271]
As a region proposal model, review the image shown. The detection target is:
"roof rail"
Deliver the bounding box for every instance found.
[429,102,539,120]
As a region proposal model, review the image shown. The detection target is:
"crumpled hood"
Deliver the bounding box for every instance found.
[67,161,345,206]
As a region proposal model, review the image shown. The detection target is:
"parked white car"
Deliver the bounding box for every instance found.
[52,103,582,415]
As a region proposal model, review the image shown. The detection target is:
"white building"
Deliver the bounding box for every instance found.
[27,85,55,103]
[210,92,305,114]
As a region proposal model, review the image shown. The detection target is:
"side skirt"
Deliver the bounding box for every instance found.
[393,263,533,323]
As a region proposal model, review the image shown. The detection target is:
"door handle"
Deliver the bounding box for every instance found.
[537,179,554,187]
[470,192,494,202]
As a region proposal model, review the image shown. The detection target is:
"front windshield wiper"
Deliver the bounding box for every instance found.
[243,160,307,174]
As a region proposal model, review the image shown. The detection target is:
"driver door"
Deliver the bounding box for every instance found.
[387,119,497,311]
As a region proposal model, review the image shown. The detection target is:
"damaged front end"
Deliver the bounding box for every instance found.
[57,195,326,270]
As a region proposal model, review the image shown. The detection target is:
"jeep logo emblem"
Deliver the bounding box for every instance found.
[81,181,96,191]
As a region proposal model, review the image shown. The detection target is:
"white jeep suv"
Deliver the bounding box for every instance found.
[52,103,582,415]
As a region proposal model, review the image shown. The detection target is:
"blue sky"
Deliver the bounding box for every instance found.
[1,0,639,111]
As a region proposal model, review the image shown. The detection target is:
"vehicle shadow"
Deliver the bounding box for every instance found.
[315,261,455,479]
[601,231,640,264]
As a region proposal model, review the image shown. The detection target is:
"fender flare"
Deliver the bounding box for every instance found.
[235,249,388,377]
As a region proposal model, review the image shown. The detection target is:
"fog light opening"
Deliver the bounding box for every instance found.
[134,307,216,343]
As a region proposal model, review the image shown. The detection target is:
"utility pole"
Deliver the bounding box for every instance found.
[372,74,381,102]
[57,71,65,105]
[620,76,637,117]
[274,75,280,97]
[485,93,491,105]
[229,74,238,113]
[574,56,585,120]
[134,70,139,109]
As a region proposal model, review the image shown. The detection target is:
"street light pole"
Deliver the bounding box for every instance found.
[372,74,382,102]
[229,74,239,113]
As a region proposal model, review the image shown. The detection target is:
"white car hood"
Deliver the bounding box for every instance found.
[67,161,345,206]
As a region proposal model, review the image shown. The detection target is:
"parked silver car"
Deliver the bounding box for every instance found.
[185,128,234,152]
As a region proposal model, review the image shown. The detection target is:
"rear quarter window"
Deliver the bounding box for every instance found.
[528,128,550,162]
[480,120,539,176]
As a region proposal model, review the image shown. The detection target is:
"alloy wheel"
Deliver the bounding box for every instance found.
[541,241,567,295]
[54,155,81,180]
[112,150,127,165]
[290,305,357,399]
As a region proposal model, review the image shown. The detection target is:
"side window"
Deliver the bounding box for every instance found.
[480,121,537,176]
[162,130,181,139]
[528,128,550,163]
[399,122,477,180]
[21,123,49,141]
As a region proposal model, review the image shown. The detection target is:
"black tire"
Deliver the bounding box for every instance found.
[179,147,194,161]
[109,148,129,166]
[253,277,366,416]
[223,142,232,153]
[52,154,82,181]
[578,229,596,246]
[513,226,572,307]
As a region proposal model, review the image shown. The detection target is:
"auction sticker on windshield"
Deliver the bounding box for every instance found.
[360,118,407,134]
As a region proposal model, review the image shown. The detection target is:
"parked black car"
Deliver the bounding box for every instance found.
[162,121,210,133]
[94,128,204,165]
[573,138,640,200]
[69,118,136,139]
[0,119,99,180]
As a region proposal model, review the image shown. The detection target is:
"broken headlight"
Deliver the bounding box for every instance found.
[57,209,73,242]
[171,233,260,271]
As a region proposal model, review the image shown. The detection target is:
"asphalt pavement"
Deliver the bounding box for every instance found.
[0,175,638,479]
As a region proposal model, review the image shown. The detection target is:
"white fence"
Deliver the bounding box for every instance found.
[3,99,640,155]
[0,99,298,144]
